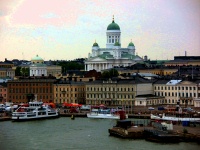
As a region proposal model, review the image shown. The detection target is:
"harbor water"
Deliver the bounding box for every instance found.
[0,118,199,150]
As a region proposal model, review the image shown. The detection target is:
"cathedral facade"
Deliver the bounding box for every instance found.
[84,17,143,72]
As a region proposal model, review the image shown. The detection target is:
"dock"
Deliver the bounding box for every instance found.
[108,120,200,143]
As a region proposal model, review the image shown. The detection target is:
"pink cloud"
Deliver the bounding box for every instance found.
[10,0,83,27]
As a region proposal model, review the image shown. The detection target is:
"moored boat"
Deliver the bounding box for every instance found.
[87,108,128,119]
[12,101,59,121]
[150,113,200,122]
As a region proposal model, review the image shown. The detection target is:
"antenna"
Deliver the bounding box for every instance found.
[22,52,24,61]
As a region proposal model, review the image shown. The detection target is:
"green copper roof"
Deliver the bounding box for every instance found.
[31,55,43,61]
[93,42,99,47]
[107,20,120,30]
[128,41,134,46]
[99,52,114,59]
[30,63,46,67]
[114,41,121,46]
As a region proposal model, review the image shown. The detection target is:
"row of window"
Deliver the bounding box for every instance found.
[146,99,193,105]
[0,94,6,97]
[55,93,85,97]
[155,92,200,97]
[87,87,134,92]
[56,87,85,92]
[155,86,199,91]
[0,89,6,92]
[87,94,134,99]
[9,83,50,86]
[10,95,52,100]
[86,100,132,105]
[9,88,52,93]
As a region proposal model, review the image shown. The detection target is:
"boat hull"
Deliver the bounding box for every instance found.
[150,114,200,122]
[87,113,128,119]
[12,114,59,122]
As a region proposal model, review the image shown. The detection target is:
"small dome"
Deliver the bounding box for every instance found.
[31,55,43,61]
[107,17,120,30]
[128,41,134,46]
[93,42,99,47]
[114,41,121,46]
[31,55,44,64]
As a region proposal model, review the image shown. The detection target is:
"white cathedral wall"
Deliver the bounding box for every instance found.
[30,67,47,76]
[106,30,121,48]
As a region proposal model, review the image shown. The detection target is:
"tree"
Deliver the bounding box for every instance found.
[15,67,29,76]
[21,67,29,76]
[15,66,21,76]
[57,61,84,74]
[101,71,110,78]
[101,69,119,78]
[109,69,119,77]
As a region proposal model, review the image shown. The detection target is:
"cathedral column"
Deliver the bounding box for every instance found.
[94,64,96,70]
[90,64,93,70]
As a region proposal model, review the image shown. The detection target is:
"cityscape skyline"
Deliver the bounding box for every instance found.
[0,0,200,62]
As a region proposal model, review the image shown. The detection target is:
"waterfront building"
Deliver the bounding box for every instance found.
[53,80,85,104]
[135,95,165,106]
[153,79,200,107]
[7,78,56,103]
[0,83,7,103]
[85,16,143,72]
[85,77,153,106]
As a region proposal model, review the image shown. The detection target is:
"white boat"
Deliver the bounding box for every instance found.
[150,113,200,122]
[87,109,128,119]
[12,101,59,121]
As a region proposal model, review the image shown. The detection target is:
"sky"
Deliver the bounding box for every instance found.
[0,0,200,61]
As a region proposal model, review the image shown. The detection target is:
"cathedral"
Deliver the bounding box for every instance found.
[84,16,143,72]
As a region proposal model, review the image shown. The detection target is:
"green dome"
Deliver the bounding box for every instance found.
[114,41,121,46]
[128,41,134,46]
[107,19,120,30]
[93,42,99,47]
[31,55,43,61]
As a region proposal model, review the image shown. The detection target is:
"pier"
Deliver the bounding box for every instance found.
[108,120,200,143]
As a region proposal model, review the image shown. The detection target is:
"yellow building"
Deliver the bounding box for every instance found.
[154,80,200,107]
[85,78,153,107]
[53,81,85,104]
[0,68,15,79]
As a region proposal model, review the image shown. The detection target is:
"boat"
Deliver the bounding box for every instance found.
[87,108,128,119]
[150,113,200,122]
[12,101,59,121]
